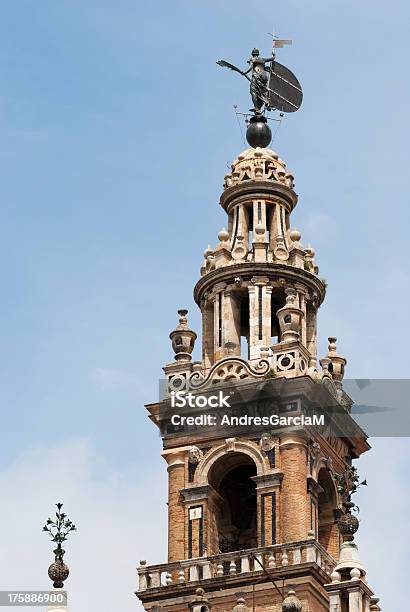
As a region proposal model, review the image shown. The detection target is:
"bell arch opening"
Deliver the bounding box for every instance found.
[317,467,338,553]
[208,452,257,553]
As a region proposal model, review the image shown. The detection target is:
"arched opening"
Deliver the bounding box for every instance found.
[271,288,286,344]
[208,453,257,553]
[317,467,338,553]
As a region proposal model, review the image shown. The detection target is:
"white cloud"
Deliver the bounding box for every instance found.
[0,439,167,612]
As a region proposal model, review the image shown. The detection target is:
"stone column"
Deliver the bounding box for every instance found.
[280,435,308,542]
[296,285,307,347]
[348,587,363,612]
[213,283,226,361]
[263,286,273,348]
[328,590,341,612]
[163,450,187,562]
[222,289,241,356]
[202,296,215,369]
[306,302,317,359]
[248,277,271,360]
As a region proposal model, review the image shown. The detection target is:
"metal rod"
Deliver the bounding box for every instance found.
[250,553,285,600]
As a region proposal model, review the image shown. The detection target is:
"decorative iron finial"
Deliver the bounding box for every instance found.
[43,502,77,588]
[334,466,367,541]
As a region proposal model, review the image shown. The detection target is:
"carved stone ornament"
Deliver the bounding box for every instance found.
[188,446,204,465]
[282,590,302,612]
[259,432,275,452]
[223,148,294,190]
[169,309,197,362]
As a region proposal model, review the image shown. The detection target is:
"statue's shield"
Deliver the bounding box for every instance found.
[267,61,303,113]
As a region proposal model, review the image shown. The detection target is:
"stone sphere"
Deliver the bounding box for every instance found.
[218,228,229,242]
[246,116,272,149]
[203,245,213,259]
[290,229,301,242]
[255,223,264,235]
[48,559,69,588]
[330,570,341,583]
[338,512,359,539]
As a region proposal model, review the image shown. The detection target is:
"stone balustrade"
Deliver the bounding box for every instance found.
[137,540,336,592]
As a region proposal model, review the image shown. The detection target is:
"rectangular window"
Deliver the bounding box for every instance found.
[258,286,263,340]
[188,505,204,558]
[261,492,276,546]
[310,498,318,537]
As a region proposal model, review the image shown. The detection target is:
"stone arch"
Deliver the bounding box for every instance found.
[313,458,341,507]
[195,438,267,486]
[316,464,340,557]
[194,439,268,555]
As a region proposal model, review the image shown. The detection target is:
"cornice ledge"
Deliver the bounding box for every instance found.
[252,471,284,489]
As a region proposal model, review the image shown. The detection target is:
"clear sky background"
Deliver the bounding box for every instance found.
[0,0,409,610]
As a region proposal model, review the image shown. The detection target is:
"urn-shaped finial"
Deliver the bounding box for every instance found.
[277,287,304,343]
[169,309,197,361]
[48,552,69,589]
[43,502,76,589]
[326,336,347,385]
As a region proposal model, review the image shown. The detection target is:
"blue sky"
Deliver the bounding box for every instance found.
[0,0,409,609]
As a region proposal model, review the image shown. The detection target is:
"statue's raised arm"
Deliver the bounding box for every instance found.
[216,60,252,82]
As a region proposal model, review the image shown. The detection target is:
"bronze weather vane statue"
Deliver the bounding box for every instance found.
[217,36,303,148]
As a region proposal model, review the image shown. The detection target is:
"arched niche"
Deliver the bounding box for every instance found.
[208,452,258,553]
[317,466,339,554]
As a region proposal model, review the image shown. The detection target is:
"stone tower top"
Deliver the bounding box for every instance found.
[138,40,381,611]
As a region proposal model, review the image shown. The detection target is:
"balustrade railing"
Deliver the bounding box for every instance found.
[137,540,336,592]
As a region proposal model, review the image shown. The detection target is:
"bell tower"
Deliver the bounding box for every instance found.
[137,43,382,612]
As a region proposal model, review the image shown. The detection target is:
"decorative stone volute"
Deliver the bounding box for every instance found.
[169,309,197,361]
[282,590,302,612]
[277,287,304,343]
